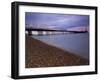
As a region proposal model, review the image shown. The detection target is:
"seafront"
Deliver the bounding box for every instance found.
[25,35,89,68]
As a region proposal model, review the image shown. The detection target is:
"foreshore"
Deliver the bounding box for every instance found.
[25,35,89,68]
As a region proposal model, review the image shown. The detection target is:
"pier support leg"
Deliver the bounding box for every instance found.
[38,31,43,35]
[28,31,32,36]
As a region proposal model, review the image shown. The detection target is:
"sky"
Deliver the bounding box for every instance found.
[25,12,89,30]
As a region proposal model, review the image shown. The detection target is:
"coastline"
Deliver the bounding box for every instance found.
[25,35,89,68]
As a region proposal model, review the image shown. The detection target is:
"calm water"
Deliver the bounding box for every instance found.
[32,33,89,59]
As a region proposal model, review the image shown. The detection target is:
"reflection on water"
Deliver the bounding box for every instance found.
[32,33,89,59]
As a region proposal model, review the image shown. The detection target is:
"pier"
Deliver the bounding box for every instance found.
[26,28,88,36]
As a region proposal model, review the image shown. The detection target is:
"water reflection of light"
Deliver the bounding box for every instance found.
[32,31,38,35]
[49,32,52,34]
[43,31,46,35]
[25,31,28,34]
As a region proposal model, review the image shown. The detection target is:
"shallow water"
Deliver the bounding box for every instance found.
[32,33,89,59]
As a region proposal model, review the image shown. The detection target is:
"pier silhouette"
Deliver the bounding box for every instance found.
[26,28,88,36]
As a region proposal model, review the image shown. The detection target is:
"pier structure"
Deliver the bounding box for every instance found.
[25,28,88,36]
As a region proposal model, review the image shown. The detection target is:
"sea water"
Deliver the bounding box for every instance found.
[32,33,89,59]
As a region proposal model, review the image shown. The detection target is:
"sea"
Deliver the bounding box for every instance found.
[32,33,89,59]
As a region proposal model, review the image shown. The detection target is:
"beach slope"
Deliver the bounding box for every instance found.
[25,35,89,68]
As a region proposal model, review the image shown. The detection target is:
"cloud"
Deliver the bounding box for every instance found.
[25,12,89,30]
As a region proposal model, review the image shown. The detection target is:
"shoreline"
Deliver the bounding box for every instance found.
[25,35,89,68]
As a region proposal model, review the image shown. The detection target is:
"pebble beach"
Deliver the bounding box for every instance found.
[25,35,89,68]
